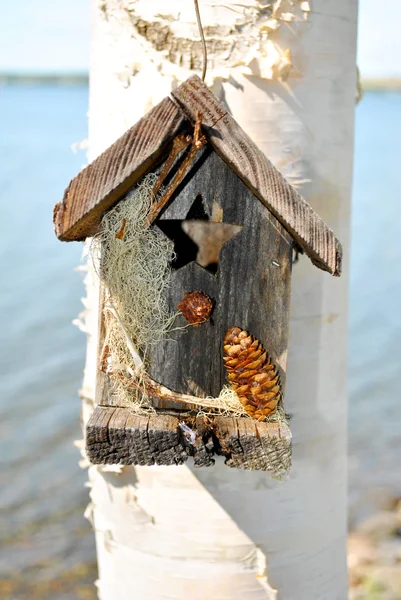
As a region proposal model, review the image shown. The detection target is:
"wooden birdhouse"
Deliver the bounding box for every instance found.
[54,76,342,478]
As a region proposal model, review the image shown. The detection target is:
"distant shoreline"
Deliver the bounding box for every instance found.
[0,73,89,86]
[362,78,401,91]
[1,73,401,91]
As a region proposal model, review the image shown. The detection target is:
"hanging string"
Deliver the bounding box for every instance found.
[194,0,207,81]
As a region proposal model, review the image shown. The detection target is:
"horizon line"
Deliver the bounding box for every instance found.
[1,72,401,91]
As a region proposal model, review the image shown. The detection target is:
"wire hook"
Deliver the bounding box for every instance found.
[194,0,207,81]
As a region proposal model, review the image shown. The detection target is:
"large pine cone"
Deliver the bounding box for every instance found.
[223,327,281,420]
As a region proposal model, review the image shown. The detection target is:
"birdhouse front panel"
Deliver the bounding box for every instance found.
[147,148,293,405]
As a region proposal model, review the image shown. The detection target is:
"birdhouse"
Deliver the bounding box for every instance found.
[54,76,342,478]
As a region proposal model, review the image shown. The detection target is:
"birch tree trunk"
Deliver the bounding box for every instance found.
[81,1,358,598]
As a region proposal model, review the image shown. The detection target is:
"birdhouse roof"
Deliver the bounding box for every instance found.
[53,75,342,276]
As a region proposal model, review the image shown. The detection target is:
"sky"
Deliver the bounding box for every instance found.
[0,0,400,79]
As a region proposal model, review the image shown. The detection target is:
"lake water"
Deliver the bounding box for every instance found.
[348,90,401,521]
[0,85,400,598]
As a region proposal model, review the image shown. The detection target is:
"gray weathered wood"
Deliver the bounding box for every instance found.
[86,406,188,466]
[172,75,342,276]
[214,417,291,473]
[53,97,187,241]
[86,405,292,472]
[148,150,293,399]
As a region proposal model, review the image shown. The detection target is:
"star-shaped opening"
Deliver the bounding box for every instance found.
[157,195,243,275]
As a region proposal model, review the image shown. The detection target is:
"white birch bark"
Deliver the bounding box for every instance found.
[82,1,358,598]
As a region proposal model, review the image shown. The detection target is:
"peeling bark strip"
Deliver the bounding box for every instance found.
[128,14,233,75]
[172,76,342,276]
[53,97,186,241]
[86,405,291,473]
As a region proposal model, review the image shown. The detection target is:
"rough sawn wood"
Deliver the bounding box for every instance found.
[172,76,342,276]
[53,97,186,241]
[86,405,292,473]
[53,75,342,277]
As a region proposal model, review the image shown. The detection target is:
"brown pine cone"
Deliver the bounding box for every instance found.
[223,327,281,420]
[177,291,213,325]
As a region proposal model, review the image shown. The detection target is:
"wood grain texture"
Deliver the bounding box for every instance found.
[148,149,293,401]
[86,405,291,472]
[53,97,187,241]
[172,75,342,276]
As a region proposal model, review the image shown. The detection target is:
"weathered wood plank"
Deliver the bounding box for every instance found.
[53,97,187,241]
[147,414,188,465]
[86,405,116,463]
[256,421,292,476]
[125,413,154,465]
[148,150,293,400]
[172,75,342,276]
[85,406,291,473]
[86,406,188,466]
[214,417,292,473]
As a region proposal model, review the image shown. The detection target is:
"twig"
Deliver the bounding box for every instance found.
[152,133,192,198]
[104,301,143,373]
[147,113,207,224]
[116,371,238,412]
[115,218,126,239]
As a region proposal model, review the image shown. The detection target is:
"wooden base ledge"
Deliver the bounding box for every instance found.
[86,406,292,474]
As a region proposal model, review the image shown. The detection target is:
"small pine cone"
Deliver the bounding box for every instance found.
[223,327,281,420]
[177,291,213,325]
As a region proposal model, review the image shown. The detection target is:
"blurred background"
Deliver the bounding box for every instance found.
[0,1,400,598]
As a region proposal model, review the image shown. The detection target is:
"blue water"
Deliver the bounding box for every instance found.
[0,85,400,594]
[0,85,94,598]
[348,91,401,518]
